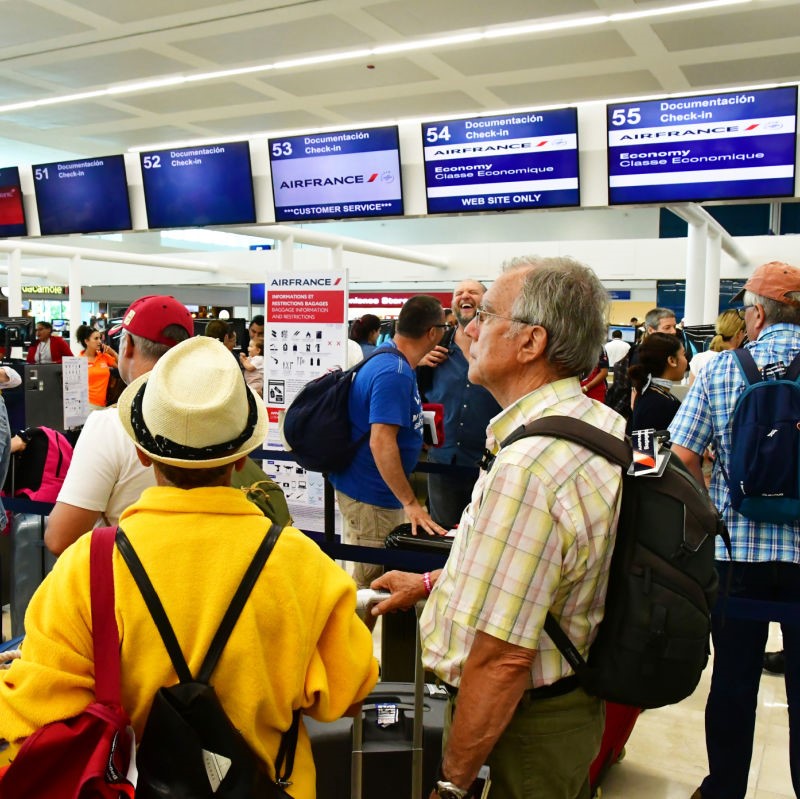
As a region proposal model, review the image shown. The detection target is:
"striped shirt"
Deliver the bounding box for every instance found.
[668,323,800,563]
[420,377,625,688]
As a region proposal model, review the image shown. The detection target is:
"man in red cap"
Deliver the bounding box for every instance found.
[669,261,800,799]
[45,296,193,555]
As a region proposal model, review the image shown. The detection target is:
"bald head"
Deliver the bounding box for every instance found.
[452,280,487,327]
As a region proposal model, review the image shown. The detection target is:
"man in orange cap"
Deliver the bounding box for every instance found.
[669,261,800,799]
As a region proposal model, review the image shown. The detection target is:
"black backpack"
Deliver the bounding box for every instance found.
[494,417,730,709]
[281,348,403,473]
[115,523,300,799]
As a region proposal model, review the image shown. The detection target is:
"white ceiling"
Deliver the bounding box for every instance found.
[2,0,800,161]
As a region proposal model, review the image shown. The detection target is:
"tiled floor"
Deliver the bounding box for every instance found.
[599,623,793,798]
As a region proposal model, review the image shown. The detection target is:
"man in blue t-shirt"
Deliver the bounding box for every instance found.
[329,295,449,588]
[417,279,501,528]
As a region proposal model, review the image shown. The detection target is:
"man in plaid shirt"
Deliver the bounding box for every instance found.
[669,260,800,799]
[374,256,626,799]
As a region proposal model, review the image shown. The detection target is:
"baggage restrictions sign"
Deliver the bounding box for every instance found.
[263,271,349,532]
[607,86,798,204]
[421,107,580,213]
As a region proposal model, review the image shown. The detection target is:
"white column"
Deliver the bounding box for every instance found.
[7,249,22,315]
[704,230,722,324]
[68,255,82,355]
[684,220,707,326]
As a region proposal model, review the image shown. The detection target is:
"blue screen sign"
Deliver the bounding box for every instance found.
[33,154,131,236]
[141,140,256,229]
[269,125,403,222]
[607,86,798,204]
[421,108,580,213]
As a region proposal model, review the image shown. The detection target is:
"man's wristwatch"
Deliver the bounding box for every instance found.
[435,780,470,799]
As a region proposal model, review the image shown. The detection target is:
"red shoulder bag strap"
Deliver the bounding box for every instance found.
[90,526,121,705]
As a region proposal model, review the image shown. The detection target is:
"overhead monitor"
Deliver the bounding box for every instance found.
[607,86,798,204]
[269,125,403,222]
[33,155,132,235]
[0,166,26,238]
[0,316,36,350]
[422,108,580,213]
[141,140,256,229]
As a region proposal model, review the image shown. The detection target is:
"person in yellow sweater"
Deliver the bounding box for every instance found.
[0,335,378,798]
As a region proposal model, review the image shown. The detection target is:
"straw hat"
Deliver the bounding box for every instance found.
[118,336,268,469]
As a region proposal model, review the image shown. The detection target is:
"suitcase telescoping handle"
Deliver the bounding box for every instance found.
[351,601,426,799]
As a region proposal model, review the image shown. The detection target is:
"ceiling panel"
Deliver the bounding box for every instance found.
[191,109,329,136]
[64,0,240,25]
[171,15,374,65]
[652,7,800,51]
[364,0,599,36]
[2,103,136,130]
[263,58,436,97]
[0,76,49,103]
[20,49,195,89]
[489,70,662,106]
[0,2,93,48]
[97,125,210,150]
[436,31,634,76]
[329,90,480,121]
[682,53,800,87]
[119,82,272,114]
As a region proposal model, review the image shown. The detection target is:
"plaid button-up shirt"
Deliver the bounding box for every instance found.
[420,378,625,688]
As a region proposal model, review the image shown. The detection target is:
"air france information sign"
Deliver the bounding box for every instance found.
[264,271,348,533]
[421,108,579,213]
[607,86,798,204]
[269,126,403,222]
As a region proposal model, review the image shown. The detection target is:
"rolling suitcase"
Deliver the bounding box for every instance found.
[589,702,642,795]
[9,513,55,637]
[306,593,447,799]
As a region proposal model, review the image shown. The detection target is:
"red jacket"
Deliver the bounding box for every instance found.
[26,335,74,364]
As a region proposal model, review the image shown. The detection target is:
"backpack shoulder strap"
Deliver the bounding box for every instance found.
[116,522,282,684]
[115,527,193,684]
[502,416,631,469]
[90,526,122,705]
[196,522,282,683]
[786,350,800,382]
[732,348,761,385]
[347,346,404,376]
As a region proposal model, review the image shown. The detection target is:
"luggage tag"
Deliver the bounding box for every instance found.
[629,429,671,478]
[376,704,400,728]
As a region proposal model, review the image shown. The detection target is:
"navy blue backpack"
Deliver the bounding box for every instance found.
[723,348,800,524]
[281,348,402,473]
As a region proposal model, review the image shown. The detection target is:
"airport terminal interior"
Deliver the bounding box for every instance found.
[2,1,800,796]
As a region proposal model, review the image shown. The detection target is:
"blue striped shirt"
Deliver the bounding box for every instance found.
[668,323,800,562]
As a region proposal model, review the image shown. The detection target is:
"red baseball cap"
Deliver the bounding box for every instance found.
[109,295,193,347]
[732,261,800,306]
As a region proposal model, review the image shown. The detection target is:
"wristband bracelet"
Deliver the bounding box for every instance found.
[422,572,433,596]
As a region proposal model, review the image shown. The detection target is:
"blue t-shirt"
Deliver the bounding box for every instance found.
[329,344,423,508]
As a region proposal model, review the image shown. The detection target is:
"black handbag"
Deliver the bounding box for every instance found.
[116,523,300,798]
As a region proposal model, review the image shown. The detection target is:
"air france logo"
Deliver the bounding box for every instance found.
[280,171,394,189]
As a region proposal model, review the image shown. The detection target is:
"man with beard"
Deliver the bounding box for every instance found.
[417,280,501,529]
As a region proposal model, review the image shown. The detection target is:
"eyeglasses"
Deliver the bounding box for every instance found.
[431,323,450,329]
[474,307,536,327]
[738,305,756,318]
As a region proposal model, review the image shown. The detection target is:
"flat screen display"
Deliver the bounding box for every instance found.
[421,108,580,213]
[33,155,131,235]
[141,140,256,229]
[607,86,798,204]
[269,125,403,222]
[0,166,26,238]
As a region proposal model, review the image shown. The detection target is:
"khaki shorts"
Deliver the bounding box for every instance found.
[336,490,406,589]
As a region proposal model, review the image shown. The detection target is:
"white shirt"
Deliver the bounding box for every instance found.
[0,366,22,390]
[56,406,154,527]
[604,338,631,368]
[689,348,720,379]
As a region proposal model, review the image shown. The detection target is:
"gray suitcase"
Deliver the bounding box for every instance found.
[10,512,55,636]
